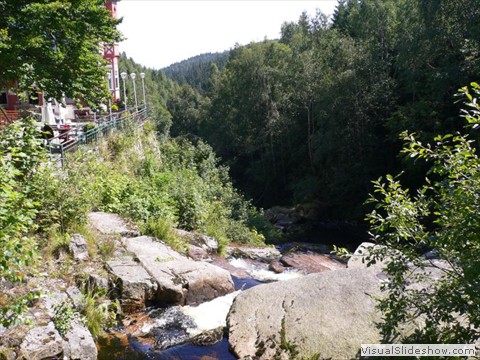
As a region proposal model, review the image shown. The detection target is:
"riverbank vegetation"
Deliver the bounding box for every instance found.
[0,115,276,327]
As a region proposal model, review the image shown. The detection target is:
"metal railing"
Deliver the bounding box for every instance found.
[47,105,148,166]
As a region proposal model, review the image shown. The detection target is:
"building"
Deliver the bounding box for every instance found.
[104,1,121,102]
[0,1,120,127]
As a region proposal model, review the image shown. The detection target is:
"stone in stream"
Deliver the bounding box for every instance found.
[124,236,235,306]
[227,245,281,262]
[280,253,346,274]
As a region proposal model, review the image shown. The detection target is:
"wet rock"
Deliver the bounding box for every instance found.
[127,292,239,351]
[174,229,218,253]
[228,245,281,262]
[88,212,139,237]
[125,236,235,305]
[19,322,64,360]
[107,255,158,313]
[64,319,97,360]
[280,253,345,274]
[268,260,286,273]
[69,234,90,261]
[150,307,197,350]
[190,327,224,346]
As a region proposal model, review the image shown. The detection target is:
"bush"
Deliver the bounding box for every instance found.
[0,117,44,326]
[142,217,187,253]
[366,83,480,344]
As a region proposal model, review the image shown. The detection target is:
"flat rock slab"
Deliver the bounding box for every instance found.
[228,267,383,360]
[125,236,235,305]
[88,212,139,237]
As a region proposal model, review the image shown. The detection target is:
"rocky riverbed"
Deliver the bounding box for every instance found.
[0,211,445,359]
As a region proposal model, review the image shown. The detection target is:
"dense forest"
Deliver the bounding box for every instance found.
[159,0,480,222]
[162,51,229,94]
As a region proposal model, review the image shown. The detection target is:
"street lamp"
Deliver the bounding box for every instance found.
[120,72,127,109]
[140,72,146,107]
[130,72,138,110]
[106,72,112,119]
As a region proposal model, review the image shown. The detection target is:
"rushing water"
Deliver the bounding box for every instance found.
[98,257,304,359]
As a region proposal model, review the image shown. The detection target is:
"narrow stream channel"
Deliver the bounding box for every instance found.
[97,254,306,359]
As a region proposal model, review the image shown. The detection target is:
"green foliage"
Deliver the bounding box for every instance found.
[365,84,480,344]
[0,117,45,326]
[0,291,40,328]
[164,0,480,221]
[142,218,187,253]
[53,301,75,337]
[0,0,121,105]
[78,289,118,338]
[162,51,229,94]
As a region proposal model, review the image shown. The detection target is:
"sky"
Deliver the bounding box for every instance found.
[117,1,339,69]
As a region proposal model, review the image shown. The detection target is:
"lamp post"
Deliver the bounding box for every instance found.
[130,72,138,110]
[140,72,146,108]
[107,72,112,120]
[120,72,127,109]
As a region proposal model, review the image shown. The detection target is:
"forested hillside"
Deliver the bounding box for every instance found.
[162,51,229,94]
[165,0,480,221]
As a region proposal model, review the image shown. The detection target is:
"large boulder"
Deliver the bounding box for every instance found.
[228,267,385,359]
[228,242,449,360]
[124,236,235,305]
[107,255,158,313]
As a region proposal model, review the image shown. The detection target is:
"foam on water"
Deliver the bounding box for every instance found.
[228,257,304,282]
[182,291,240,335]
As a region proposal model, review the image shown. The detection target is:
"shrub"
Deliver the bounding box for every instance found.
[0,117,44,326]
[366,83,480,344]
[142,217,187,253]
